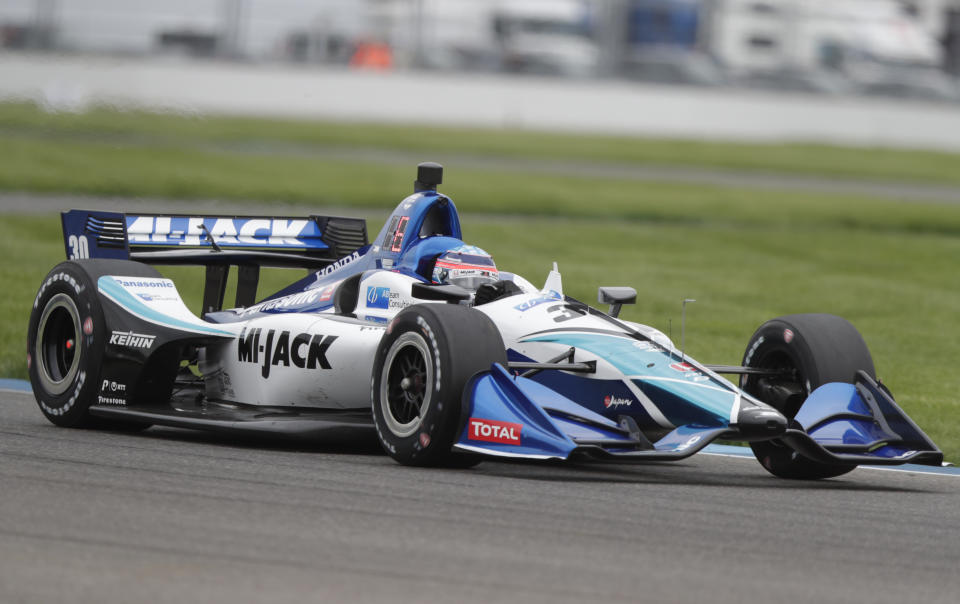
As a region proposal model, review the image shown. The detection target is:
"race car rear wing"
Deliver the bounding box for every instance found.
[61,209,368,313]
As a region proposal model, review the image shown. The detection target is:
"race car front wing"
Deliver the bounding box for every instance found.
[455,365,943,468]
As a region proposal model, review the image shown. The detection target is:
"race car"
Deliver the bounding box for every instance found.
[28,162,943,479]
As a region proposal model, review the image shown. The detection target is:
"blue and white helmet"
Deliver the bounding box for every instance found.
[431,244,499,291]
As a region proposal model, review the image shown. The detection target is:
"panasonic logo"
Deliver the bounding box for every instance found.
[116,279,174,288]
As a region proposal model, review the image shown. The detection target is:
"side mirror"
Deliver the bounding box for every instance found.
[598,286,637,318]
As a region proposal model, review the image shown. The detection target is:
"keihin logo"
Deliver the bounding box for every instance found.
[109,330,156,349]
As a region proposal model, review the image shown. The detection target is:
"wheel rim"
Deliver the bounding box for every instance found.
[744,347,809,412]
[35,293,82,395]
[379,332,433,438]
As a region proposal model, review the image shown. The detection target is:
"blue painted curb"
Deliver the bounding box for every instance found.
[703,444,960,476]
[0,379,31,392]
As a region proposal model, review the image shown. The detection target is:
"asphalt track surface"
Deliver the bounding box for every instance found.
[2,390,958,604]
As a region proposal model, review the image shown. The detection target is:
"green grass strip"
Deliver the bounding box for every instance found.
[5,100,960,185]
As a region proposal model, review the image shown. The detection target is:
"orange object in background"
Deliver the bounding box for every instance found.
[350,41,393,70]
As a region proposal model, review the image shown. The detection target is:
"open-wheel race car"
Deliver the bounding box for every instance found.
[28,163,943,479]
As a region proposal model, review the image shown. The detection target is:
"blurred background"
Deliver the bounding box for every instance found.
[2,0,960,99]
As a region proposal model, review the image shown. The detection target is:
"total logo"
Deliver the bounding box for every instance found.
[468,418,522,445]
[603,395,632,409]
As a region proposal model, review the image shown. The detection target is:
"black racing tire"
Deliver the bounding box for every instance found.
[28,259,160,430]
[372,303,507,467]
[741,314,875,480]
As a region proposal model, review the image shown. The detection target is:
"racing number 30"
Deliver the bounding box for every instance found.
[68,235,90,259]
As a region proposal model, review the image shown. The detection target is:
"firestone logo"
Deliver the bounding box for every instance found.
[468,418,522,445]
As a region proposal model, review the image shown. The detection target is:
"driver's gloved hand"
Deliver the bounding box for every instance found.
[474,280,522,305]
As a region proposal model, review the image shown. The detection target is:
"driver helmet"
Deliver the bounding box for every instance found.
[431,245,499,291]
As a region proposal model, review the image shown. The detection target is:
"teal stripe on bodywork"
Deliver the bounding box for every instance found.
[98,276,232,336]
[522,332,736,422]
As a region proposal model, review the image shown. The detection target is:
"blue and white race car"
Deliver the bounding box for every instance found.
[28,163,943,479]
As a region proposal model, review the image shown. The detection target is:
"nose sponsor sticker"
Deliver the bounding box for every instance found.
[468,418,522,445]
[604,395,631,409]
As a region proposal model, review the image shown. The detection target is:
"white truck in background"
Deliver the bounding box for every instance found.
[372,0,598,75]
[708,0,956,98]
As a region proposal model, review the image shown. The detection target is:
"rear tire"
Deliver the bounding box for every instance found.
[28,260,160,429]
[372,304,506,467]
[741,314,874,480]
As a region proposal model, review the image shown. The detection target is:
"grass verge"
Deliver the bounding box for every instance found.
[4,100,960,185]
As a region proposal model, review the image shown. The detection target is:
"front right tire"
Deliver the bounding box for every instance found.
[741,313,875,480]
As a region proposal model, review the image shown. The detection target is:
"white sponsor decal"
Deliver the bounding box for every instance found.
[116,278,174,289]
[34,271,84,309]
[127,216,313,247]
[417,316,442,391]
[674,434,703,452]
[312,251,361,281]
[67,234,89,259]
[97,396,126,406]
[239,289,322,315]
[109,330,156,349]
[40,371,85,417]
[101,379,127,393]
[603,395,632,409]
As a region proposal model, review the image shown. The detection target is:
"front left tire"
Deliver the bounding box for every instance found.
[371,303,507,467]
